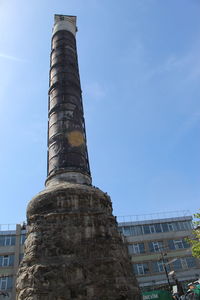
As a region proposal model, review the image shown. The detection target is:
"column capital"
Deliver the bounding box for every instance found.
[53,15,77,36]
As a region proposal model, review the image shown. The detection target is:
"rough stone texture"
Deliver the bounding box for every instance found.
[47,28,91,183]
[16,183,141,300]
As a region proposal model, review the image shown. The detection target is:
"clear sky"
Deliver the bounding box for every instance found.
[0,0,200,225]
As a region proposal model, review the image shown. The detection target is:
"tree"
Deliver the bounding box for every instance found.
[187,212,200,258]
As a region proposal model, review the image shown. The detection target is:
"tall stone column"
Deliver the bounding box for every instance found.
[16,15,141,300]
[46,15,91,187]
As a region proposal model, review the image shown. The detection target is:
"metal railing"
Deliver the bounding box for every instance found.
[0,224,17,231]
[117,210,192,224]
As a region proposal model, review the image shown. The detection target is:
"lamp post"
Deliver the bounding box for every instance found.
[160,251,172,292]
[168,271,184,296]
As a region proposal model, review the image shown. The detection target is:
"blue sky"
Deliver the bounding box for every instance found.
[0,0,200,224]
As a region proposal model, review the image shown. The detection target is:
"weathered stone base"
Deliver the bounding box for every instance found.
[16,183,141,300]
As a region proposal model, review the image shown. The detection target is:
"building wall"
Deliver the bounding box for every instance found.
[0,215,199,298]
[118,215,200,291]
[0,225,25,300]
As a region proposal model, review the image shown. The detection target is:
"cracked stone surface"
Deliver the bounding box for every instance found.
[16,183,141,300]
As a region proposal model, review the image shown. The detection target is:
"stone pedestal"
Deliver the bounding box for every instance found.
[16,183,140,300]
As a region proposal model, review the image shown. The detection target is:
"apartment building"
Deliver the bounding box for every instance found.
[118,211,200,291]
[0,212,199,298]
[0,224,25,300]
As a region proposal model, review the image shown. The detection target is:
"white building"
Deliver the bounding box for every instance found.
[118,211,200,291]
[0,211,199,298]
[0,224,25,300]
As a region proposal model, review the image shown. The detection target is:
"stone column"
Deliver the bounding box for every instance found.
[46,15,91,187]
[16,15,141,300]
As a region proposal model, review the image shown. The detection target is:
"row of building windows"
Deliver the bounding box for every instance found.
[0,276,13,290]
[133,256,196,276]
[128,239,190,254]
[119,221,192,236]
[0,235,26,246]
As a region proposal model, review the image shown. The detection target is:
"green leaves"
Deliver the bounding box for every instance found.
[187,211,200,258]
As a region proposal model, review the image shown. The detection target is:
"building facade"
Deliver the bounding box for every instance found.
[0,224,25,300]
[118,212,200,291]
[1,212,199,298]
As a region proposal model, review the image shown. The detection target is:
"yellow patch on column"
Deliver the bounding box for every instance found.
[67,131,84,147]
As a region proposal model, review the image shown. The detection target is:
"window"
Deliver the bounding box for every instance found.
[186,257,196,268]
[149,241,163,252]
[0,278,7,290]
[2,256,8,267]
[121,221,192,236]
[160,223,174,232]
[134,263,149,275]
[173,257,196,271]
[177,221,192,231]
[168,239,190,250]
[168,240,175,250]
[155,223,162,233]
[123,226,131,236]
[152,261,164,273]
[168,223,174,231]
[142,224,156,234]
[174,240,184,249]
[128,243,145,254]
[149,225,156,233]
[20,234,26,245]
[0,276,13,290]
[172,222,179,231]
[180,258,188,269]
[0,255,14,267]
[182,221,192,230]
[161,223,169,232]
[172,257,196,270]
[157,261,164,272]
[133,244,140,254]
[153,242,160,252]
[122,226,143,236]
[0,235,15,246]
[186,221,193,230]
[133,226,143,236]
[172,259,182,270]
[143,225,150,234]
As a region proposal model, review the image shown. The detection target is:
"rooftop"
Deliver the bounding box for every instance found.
[117,210,192,226]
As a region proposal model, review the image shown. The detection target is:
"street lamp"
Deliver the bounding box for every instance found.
[160,251,172,291]
[168,271,184,296]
